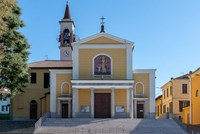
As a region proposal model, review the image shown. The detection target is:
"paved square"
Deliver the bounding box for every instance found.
[34,118,187,134]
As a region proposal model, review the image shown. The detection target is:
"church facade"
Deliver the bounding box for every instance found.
[12,3,156,120]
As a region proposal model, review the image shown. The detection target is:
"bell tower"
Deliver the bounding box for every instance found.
[59,2,75,60]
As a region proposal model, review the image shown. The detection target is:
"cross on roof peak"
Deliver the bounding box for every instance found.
[100,16,105,25]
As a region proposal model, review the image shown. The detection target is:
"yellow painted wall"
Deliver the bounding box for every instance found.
[161,79,190,118]
[83,36,122,44]
[115,89,127,112]
[135,83,143,94]
[155,96,162,118]
[40,93,50,116]
[191,74,200,125]
[46,93,50,112]
[40,97,46,116]
[26,69,50,89]
[79,49,126,80]
[12,89,49,119]
[162,82,172,114]
[133,73,150,112]
[182,107,190,124]
[56,73,72,112]
[78,89,90,112]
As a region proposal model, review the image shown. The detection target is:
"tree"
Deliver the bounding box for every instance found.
[0,0,30,97]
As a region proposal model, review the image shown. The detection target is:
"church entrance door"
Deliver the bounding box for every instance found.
[94,93,111,118]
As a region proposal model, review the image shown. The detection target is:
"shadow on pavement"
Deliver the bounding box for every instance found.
[0,120,35,134]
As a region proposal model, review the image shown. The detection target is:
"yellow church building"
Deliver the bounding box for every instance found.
[11,3,156,120]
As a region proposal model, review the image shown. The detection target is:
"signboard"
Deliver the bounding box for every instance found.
[116,106,124,112]
[81,106,90,113]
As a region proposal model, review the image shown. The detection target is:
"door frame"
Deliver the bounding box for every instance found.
[58,98,72,118]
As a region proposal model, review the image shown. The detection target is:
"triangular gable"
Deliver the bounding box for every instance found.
[79,32,134,45]
[83,36,122,44]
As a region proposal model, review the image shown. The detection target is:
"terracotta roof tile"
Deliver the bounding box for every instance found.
[28,60,72,68]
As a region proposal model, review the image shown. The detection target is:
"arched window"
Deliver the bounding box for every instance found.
[135,82,144,95]
[196,90,199,97]
[61,82,71,96]
[93,54,111,75]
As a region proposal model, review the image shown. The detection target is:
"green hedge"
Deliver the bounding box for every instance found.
[0,114,10,120]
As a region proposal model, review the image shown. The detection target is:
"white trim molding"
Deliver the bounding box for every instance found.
[71,80,134,89]
[49,69,72,117]
[126,45,133,80]
[133,69,156,114]
[74,32,134,45]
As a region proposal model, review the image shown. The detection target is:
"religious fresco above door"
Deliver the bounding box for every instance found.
[94,55,111,75]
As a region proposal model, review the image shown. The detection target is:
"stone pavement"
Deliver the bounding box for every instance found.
[0,120,35,134]
[34,118,187,134]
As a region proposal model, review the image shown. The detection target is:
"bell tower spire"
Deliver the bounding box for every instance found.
[63,1,71,19]
[59,2,75,60]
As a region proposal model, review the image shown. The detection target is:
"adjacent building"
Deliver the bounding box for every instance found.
[183,68,200,125]
[12,3,156,120]
[155,95,162,118]
[160,74,190,119]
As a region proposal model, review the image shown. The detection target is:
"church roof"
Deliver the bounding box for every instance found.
[28,60,72,69]
[63,3,71,19]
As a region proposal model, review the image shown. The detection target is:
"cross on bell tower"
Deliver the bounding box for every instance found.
[100,16,105,33]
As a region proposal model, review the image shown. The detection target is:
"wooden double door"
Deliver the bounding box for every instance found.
[94,93,111,118]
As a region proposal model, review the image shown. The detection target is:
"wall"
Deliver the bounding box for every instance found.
[191,75,200,125]
[161,79,190,119]
[172,79,190,118]
[162,82,172,114]
[155,97,162,118]
[26,69,50,90]
[182,107,190,124]
[79,49,126,80]
[133,73,150,112]
[115,89,127,112]
[55,73,72,112]
[78,89,90,112]
[12,89,49,120]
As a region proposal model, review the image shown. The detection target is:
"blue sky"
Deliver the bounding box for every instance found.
[18,0,200,97]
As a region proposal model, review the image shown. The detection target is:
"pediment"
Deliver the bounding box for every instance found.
[78,32,134,45]
[83,36,122,44]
